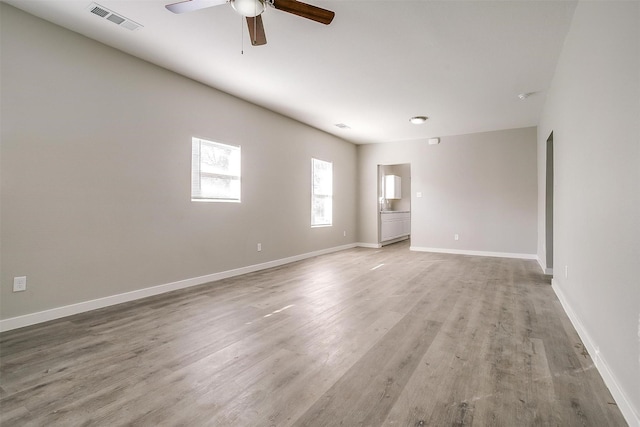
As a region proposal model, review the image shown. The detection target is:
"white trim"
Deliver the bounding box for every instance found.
[409,246,537,260]
[552,279,640,427]
[537,257,554,275]
[0,243,357,333]
[356,242,382,249]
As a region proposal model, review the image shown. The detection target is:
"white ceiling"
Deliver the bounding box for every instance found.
[3,0,577,144]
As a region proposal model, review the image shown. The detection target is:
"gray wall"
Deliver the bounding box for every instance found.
[537,1,639,422]
[358,127,538,255]
[0,4,357,320]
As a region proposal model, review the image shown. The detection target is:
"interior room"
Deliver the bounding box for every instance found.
[1,0,638,425]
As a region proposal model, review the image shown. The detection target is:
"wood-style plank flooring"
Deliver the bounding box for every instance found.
[0,241,627,426]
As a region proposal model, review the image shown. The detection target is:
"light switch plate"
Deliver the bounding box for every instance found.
[13,276,27,292]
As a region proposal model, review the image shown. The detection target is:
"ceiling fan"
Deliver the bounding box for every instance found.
[165,0,335,46]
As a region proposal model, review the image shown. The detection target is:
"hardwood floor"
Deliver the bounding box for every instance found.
[0,242,627,426]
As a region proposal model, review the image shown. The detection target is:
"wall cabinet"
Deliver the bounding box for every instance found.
[384,175,401,199]
[380,211,410,242]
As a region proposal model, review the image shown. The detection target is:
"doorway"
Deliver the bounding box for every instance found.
[378,163,411,246]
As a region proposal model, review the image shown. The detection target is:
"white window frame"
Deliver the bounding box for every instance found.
[311,158,333,227]
[191,137,241,202]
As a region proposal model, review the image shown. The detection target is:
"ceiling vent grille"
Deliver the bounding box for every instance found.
[88,3,143,31]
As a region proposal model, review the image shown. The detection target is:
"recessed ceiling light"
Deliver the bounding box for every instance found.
[409,116,428,124]
[334,123,351,129]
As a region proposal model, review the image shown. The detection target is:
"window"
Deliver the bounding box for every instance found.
[311,158,333,226]
[191,137,241,202]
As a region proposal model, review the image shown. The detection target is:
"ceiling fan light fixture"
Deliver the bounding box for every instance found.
[231,0,266,17]
[409,116,428,124]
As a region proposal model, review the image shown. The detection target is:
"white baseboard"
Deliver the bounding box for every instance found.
[552,279,639,427]
[356,242,382,249]
[410,246,537,260]
[0,243,358,333]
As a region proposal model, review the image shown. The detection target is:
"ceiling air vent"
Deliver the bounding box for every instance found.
[88,3,143,31]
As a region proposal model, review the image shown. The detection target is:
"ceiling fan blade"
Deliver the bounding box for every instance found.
[246,15,267,46]
[165,0,227,14]
[272,0,334,25]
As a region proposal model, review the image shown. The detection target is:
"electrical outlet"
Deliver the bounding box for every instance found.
[454,234,459,241]
[343,230,346,237]
[257,243,262,252]
[564,265,568,278]
[13,276,27,292]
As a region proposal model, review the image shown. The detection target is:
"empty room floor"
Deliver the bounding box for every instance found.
[0,241,627,426]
